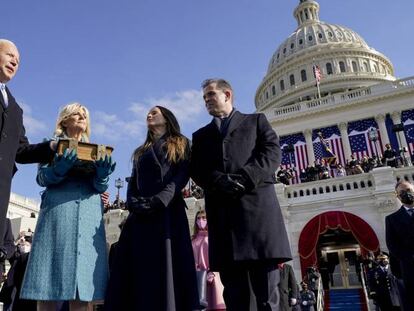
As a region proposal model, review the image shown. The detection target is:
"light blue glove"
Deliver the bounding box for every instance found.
[95,155,116,179]
[53,149,78,176]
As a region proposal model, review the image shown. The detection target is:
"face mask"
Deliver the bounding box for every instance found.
[19,244,31,254]
[400,190,414,205]
[196,219,207,230]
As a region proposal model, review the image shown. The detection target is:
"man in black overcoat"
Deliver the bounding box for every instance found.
[386,180,414,310]
[0,218,15,283]
[278,263,298,311]
[190,78,292,311]
[0,39,55,261]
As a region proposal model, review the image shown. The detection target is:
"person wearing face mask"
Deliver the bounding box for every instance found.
[368,254,400,310]
[386,181,414,310]
[191,210,226,311]
[0,234,36,311]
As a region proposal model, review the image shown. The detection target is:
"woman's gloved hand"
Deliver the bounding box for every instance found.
[128,196,164,214]
[53,149,78,176]
[95,155,116,179]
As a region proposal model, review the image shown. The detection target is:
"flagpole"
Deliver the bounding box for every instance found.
[312,59,322,101]
[316,80,321,100]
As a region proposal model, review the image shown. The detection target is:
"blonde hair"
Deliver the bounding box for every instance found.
[54,102,91,141]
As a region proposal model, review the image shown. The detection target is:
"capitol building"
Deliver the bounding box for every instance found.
[256,0,414,292]
[5,0,413,308]
[104,0,414,293]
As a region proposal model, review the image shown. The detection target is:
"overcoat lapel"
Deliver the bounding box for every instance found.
[225,111,247,138]
[207,119,220,134]
[396,206,413,227]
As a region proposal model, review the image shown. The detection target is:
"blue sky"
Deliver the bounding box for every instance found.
[3,0,414,202]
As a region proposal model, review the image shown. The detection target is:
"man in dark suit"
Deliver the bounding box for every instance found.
[368,254,400,310]
[386,180,414,310]
[0,218,15,283]
[190,78,292,311]
[0,39,55,262]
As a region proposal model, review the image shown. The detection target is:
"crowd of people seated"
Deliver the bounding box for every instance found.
[277,146,412,185]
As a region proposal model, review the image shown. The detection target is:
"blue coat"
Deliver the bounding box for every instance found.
[20,161,109,301]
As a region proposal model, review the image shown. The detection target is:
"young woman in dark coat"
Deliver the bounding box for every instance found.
[104,106,200,311]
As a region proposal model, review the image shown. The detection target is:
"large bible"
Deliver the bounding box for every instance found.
[56,139,114,175]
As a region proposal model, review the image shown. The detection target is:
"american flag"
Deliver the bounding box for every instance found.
[313,126,346,165]
[280,133,309,184]
[402,109,414,156]
[348,119,384,160]
[313,65,322,84]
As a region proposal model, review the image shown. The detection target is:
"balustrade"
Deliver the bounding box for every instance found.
[281,166,414,203]
[269,76,414,119]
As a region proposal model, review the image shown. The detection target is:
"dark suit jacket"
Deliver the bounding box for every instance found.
[190,111,292,270]
[0,86,54,247]
[0,218,15,282]
[386,206,414,307]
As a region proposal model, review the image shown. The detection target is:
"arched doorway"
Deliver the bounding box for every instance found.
[298,211,380,288]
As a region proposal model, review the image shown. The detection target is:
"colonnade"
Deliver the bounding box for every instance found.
[300,111,412,165]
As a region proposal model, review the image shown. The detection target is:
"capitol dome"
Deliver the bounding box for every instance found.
[255,0,395,111]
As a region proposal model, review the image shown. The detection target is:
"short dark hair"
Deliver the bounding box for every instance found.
[395,180,412,191]
[201,78,233,93]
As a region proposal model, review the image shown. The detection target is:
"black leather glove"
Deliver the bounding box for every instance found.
[215,174,246,197]
[128,196,164,214]
[0,248,7,262]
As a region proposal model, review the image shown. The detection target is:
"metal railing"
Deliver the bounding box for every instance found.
[316,277,325,311]
[359,263,371,311]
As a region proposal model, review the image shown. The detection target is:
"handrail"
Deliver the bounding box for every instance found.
[316,276,325,311]
[359,263,371,311]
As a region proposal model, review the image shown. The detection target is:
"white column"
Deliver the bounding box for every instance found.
[338,122,352,161]
[375,114,390,149]
[304,129,315,165]
[391,111,412,165]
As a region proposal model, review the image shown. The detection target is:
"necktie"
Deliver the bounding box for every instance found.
[407,208,414,218]
[0,84,8,107]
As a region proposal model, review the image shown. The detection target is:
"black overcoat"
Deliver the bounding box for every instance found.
[104,137,199,311]
[279,264,298,311]
[190,111,292,270]
[385,206,414,309]
[0,87,53,247]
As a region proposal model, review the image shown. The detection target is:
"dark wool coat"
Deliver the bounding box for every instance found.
[386,206,414,310]
[0,87,53,247]
[104,137,199,311]
[190,111,292,270]
[279,264,298,311]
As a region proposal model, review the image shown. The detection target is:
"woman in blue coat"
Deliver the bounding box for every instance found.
[20,103,116,311]
[104,106,199,311]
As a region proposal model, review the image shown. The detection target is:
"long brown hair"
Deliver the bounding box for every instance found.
[133,106,189,163]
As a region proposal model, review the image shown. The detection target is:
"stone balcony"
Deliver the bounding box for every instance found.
[275,166,414,210]
[264,76,414,122]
